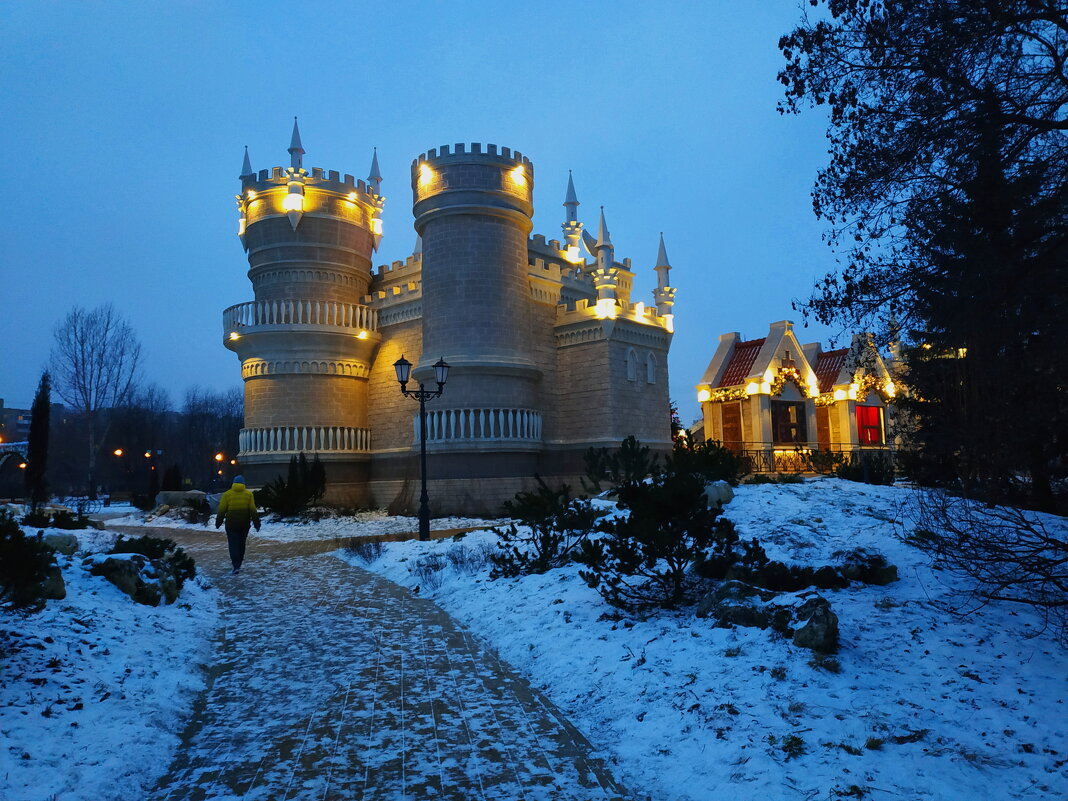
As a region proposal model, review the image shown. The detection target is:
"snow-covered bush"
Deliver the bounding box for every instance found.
[110,535,196,590]
[0,511,59,609]
[490,476,604,578]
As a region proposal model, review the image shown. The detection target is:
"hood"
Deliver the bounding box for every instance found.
[230,482,247,492]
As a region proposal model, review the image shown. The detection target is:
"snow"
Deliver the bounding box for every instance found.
[332,478,1068,801]
[0,525,219,801]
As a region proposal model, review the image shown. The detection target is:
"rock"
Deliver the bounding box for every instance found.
[791,595,839,652]
[39,565,66,600]
[155,490,206,509]
[696,580,776,628]
[704,480,735,508]
[836,548,898,585]
[86,553,180,606]
[43,532,80,556]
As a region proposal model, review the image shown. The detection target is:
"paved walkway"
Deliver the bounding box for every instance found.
[132,527,631,801]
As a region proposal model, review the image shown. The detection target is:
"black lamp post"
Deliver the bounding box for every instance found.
[393,355,450,541]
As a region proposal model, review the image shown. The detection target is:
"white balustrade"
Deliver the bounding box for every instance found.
[239,426,371,455]
[414,408,543,443]
[223,300,378,335]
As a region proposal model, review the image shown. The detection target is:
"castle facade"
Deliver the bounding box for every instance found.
[223,122,676,514]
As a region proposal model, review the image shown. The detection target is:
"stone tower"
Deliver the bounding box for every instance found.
[408,144,543,485]
[223,120,384,504]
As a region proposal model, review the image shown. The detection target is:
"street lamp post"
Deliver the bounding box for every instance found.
[393,355,450,541]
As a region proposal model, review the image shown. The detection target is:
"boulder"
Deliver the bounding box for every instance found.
[154,490,207,509]
[39,565,66,601]
[696,580,776,628]
[43,532,79,556]
[791,596,839,653]
[836,548,898,585]
[86,553,180,606]
[704,480,735,508]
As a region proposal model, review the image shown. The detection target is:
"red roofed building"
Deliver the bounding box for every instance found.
[695,321,895,472]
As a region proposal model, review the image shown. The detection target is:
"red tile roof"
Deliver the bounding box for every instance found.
[814,348,848,393]
[717,338,766,388]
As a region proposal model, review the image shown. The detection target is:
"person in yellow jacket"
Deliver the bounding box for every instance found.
[215,475,261,574]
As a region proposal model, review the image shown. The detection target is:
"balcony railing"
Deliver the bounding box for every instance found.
[416,407,542,444]
[223,300,378,335]
[239,426,371,455]
[718,442,895,475]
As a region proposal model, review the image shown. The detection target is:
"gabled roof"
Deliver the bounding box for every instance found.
[814,348,848,393]
[717,338,765,387]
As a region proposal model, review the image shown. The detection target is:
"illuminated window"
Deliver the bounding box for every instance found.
[856,405,885,445]
[771,401,807,445]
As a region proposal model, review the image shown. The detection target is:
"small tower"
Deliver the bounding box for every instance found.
[590,207,620,316]
[652,232,677,330]
[561,171,584,264]
[223,122,385,504]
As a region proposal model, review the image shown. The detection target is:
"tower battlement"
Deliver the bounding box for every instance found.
[242,167,378,201]
[412,142,533,168]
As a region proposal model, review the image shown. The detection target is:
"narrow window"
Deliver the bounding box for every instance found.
[626,349,637,381]
[645,352,657,383]
[771,401,807,445]
[856,405,885,445]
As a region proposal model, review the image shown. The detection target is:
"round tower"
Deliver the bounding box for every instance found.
[223,123,384,504]
[409,143,543,488]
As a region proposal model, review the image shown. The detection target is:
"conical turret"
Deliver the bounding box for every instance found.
[288,117,304,170]
[240,146,253,179]
[652,232,677,325]
[368,147,382,194]
[561,170,584,263]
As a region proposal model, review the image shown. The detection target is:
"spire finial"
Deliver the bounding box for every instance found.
[596,205,611,249]
[240,145,253,179]
[288,117,304,170]
[368,146,383,193]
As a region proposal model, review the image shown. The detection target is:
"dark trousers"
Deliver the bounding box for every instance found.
[225,524,250,570]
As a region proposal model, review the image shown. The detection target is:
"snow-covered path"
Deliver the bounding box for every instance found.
[126,527,630,801]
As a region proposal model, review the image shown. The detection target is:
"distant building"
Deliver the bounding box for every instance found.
[0,399,32,444]
[223,122,676,513]
[695,321,895,472]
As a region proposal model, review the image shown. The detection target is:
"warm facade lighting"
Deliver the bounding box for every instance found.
[697,388,711,403]
[760,381,772,394]
[745,381,761,395]
[237,217,247,236]
[347,191,357,202]
[509,165,526,186]
[663,313,674,333]
[834,388,848,401]
[594,298,618,319]
[282,193,304,212]
[565,245,582,264]
[848,383,859,400]
[418,163,434,185]
[884,381,896,397]
[229,332,240,341]
[633,301,645,318]
[246,189,257,200]
[357,330,369,340]
[370,218,383,236]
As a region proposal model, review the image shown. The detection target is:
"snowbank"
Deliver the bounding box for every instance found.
[337,478,1068,801]
[0,525,219,801]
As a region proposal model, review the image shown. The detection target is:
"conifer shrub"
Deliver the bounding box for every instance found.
[805,449,847,475]
[490,476,604,578]
[256,453,326,517]
[835,451,895,485]
[110,534,196,588]
[576,447,744,610]
[49,510,91,530]
[581,435,659,494]
[0,511,59,609]
[669,438,741,485]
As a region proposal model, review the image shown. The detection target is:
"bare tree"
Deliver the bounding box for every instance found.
[905,490,1068,641]
[50,304,142,498]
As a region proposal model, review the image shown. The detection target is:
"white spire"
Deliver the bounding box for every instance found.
[563,170,580,225]
[655,232,670,268]
[368,147,382,193]
[240,145,253,178]
[288,117,304,170]
[596,206,611,249]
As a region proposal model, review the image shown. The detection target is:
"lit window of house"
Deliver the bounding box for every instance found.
[856,405,884,445]
[771,401,807,445]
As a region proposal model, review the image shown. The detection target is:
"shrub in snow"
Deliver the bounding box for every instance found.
[835,451,895,485]
[0,511,64,609]
[581,435,659,495]
[577,463,742,610]
[490,476,604,578]
[256,453,326,517]
[345,539,385,563]
[88,553,182,605]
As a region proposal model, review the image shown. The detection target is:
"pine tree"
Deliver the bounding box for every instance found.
[24,372,51,512]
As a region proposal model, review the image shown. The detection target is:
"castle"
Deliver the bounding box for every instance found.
[223,120,676,514]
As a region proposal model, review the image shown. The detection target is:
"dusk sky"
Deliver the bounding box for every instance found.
[0,0,835,421]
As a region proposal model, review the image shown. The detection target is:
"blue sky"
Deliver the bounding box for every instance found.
[0,0,836,421]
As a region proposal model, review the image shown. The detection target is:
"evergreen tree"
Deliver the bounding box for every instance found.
[24,372,51,512]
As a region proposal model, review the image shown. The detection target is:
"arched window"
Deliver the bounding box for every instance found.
[626,348,638,381]
[646,352,657,384]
